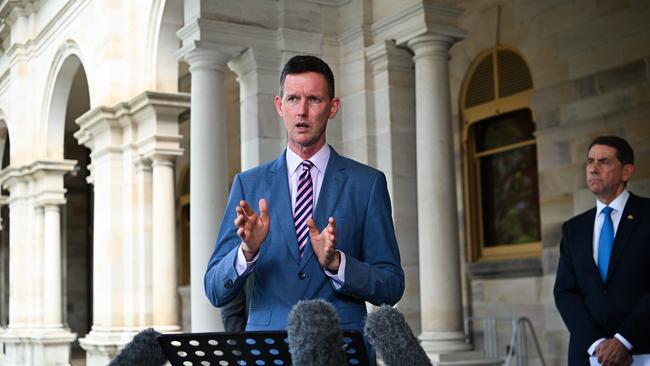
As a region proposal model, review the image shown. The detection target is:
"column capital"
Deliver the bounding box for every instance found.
[178,42,239,73]
[148,153,177,168]
[366,40,413,74]
[227,47,280,79]
[407,33,456,62]
[133,155,152,172]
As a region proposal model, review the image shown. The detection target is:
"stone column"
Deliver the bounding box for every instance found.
[133,157,153,326]
[228,47,284,170]
[150,155,179,329]
[183,47,233,332]
[75,91,187,366]
[42,202,64,326]
[3,174,29,327]
[366,40,420,333]
[0,161,76,366]
[407,34,470,353]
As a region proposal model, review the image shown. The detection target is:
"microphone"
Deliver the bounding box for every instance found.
[108,328,168,366]
[287,299,347,366]
[364,305,432,366]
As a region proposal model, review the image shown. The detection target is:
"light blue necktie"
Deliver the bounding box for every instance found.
[598,206,614,281]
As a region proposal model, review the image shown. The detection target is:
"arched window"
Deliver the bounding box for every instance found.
[462,46,541,262]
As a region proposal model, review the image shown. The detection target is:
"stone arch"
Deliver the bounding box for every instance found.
[41,40,91,160]
[0,109,12,163]
[0,113,10,328]
[146,0,183,91]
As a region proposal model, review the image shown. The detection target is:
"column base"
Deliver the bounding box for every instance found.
[428,351,504,366]
[0,326,76,366]
[419,330,472,353]
[79,326,181,366]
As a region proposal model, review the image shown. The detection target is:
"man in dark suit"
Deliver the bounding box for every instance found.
[554,136,650,366]
[204,55,404,338]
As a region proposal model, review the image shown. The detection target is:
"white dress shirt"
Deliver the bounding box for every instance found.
[235,144,346,287]
[588,190,633,354]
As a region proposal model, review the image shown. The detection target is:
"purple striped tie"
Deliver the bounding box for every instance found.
[294,160,314,257]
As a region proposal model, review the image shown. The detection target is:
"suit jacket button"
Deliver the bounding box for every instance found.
[298,272,306,280]
[224,279,234,289]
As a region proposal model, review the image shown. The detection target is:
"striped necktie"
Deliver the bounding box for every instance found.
[598,206,614,281]
[294,160,314,257]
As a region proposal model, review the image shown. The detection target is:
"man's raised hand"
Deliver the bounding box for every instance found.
[307,217,340,272]
[235,199,269,261]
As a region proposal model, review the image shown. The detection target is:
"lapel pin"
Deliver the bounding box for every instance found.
[627,214,634,220]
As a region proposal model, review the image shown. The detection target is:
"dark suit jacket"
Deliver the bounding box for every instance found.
[204,147,405,334]
[554,193,650,365]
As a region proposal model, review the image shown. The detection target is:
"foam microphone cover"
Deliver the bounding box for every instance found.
[287,299,347,366]
[108,328,168,366]
[364,305,432,366]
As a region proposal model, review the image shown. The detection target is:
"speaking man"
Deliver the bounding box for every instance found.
[204,55,405,340]
[554,136,650,365]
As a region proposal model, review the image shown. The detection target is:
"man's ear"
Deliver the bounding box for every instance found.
[328,97,340,119]
[622,163,635,183]
[274,95,284,117]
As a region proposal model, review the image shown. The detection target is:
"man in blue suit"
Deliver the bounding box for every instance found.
[205,55,405,339]
[554,136,650,366]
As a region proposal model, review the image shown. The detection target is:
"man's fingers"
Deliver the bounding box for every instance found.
[240,200,255,217]
[328,216,336,231]
[306,217,320,236]
[259,198,268,219]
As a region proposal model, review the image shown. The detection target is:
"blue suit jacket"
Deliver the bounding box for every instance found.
[204,148,405,334]
[554,193,650,365]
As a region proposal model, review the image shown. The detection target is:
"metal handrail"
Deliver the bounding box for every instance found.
[504,317,547,366]
[464,316,546,366]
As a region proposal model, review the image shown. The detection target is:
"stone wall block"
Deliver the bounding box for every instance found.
[575,75,598,99]
[538,165,583,199]
[536,139,570,170]
[596,59,648,94]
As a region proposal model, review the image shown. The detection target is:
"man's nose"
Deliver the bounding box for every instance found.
[298,99,308,115]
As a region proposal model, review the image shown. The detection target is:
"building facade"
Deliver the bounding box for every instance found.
[0,0,649,365]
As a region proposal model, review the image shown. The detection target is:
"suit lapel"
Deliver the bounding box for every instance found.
[268,151,301,265]
[300,148,347,269]
[606,193,640,282]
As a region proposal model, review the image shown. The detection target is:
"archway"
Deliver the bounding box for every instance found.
[62,64,92,362]
[0,117,9,328]
[45,50,93,364]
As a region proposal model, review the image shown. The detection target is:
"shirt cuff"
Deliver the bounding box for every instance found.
[324,250,346,289]
[588,338,606,356]
[615,333,633,351]
[235,243,258,276]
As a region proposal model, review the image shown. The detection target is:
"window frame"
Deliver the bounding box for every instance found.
[461,46,542,262]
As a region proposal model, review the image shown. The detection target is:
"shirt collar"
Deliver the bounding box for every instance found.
[596,190,630,215]
[286,144,331,176]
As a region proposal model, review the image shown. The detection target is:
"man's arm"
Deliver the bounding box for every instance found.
[204,174,268,307]
[554,222,607,355]
[616,278,650,352]
[334,172,405,306]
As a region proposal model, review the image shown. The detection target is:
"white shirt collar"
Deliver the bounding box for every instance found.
[286,144,331,176]
[596,190,630,215]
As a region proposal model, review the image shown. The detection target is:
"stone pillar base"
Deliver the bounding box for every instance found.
[420,330,472,354]
[80,326,181,366]
[428,351,504,366]
[79,329,135,366]
[0,327,76,366]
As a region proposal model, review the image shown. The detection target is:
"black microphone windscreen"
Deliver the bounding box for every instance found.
[364,305,432,366]
[287,299,347,366]
[108,328,167,366]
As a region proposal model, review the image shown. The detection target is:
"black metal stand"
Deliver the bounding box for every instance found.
[158,330,370,366]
